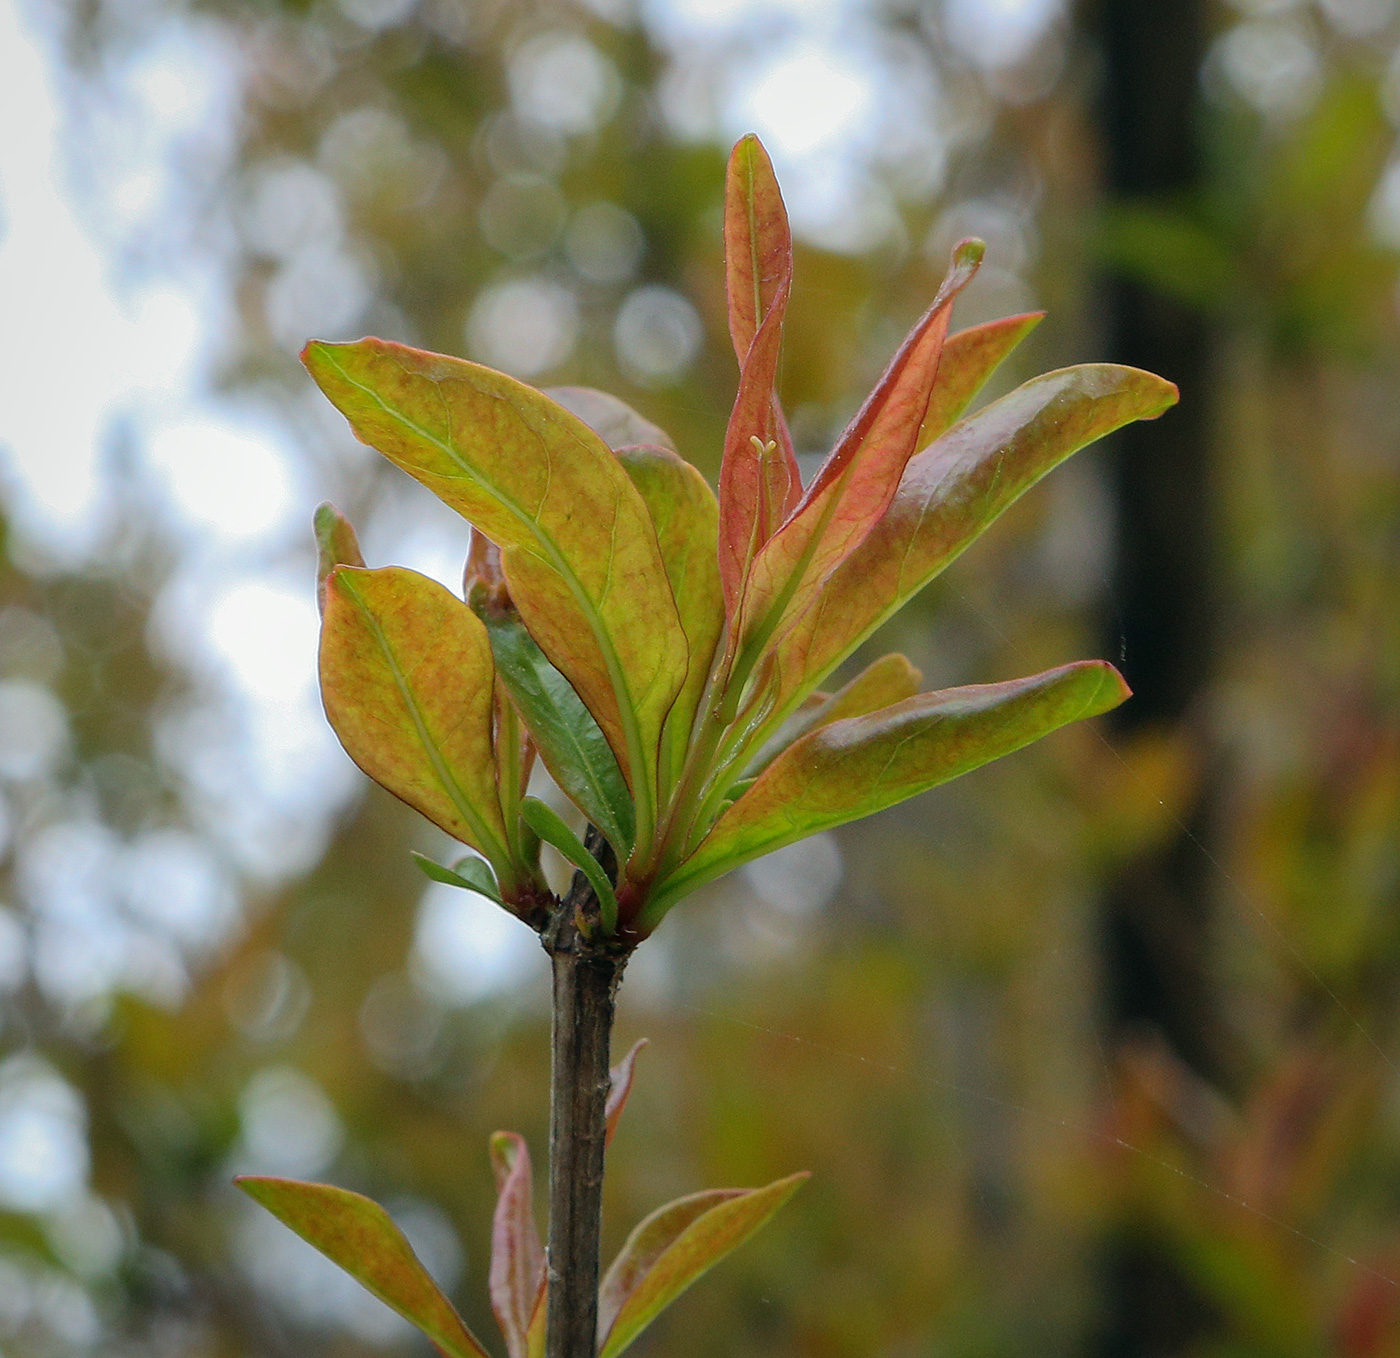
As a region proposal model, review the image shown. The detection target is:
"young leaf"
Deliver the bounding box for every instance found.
[765,364,1180,724]
[746,651,922,779]
[236,1177,490,1358]
[544,386,677,452]
[479,612,634,856]
[917,312,1044,448]
[302,339,687,852]
[615,446,723,793]
[597,1172,809,1358]
[650,661,1131,923]
[411,851,503,902]
[320,565,512,871]
[520,797,620,934]
[733,240,985,668]
[606,1038,647,1147]
[314,502,365,616]
[717,135,802,618]
[489,1133,545,1358]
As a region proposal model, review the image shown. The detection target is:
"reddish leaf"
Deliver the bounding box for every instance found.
[917,311,1044,448]
[724,132,792,365]
[597,1173,808,1358]
[319,565,513,877]
[651,662,1131,922]
[717,135,802,621]
[314,502,364,616]
[732,240,984,666]
[615,446,723,793]
[605,1038,647,1147]
[302,339,687,854]
[764,364,1179,728]
[236,1177,489,1358]
[489,1133,545,1358]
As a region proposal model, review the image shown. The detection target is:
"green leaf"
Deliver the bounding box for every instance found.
[765,364,1178,725]
[652,661,1130,922]
[320,565,512,871]
[520,797,619,934]
[1097,203,1241,314]
[732,240,984,672]
[236,1177,490,1358]
[411,852,502,902]
[544,386,676,452]
[597,1172,808,1358]
[746,651,922,780]
[615,445,724,795]
[917,312,1044,448]
[480,612,634,856]
[489,1133,545,1358]
[302,338,688,854]
[606,1038,647,1147]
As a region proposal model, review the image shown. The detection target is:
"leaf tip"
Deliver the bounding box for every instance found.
[952,236,986,271]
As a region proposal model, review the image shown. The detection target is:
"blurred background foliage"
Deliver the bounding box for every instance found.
[0,0,1398,1355]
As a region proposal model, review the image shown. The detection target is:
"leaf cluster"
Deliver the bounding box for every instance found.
[308,134,1176,942]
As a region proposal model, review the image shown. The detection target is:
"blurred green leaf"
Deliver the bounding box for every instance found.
[313,502,364,617]
[545,386,677,452]
[1097,202,1242,313]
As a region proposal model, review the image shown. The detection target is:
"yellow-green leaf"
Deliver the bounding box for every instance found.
[653,661,1130,922]
[320,565,511,871]
[302,339,687,854]
[236,1177,490,1358]
[615,445,723,794]
[598,1172,808,1358]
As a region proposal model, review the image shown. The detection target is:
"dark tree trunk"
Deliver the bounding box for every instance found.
[1090,1,1224,1355]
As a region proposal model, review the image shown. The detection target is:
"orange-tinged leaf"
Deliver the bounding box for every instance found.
[302,339,687,853]
[605,1038,647,1147]
[718,135,802,618]
[917,311,1044,448]
[733,240,984,666]
[766,364,1179,723]
[545,386,676,453]
[652,662,1130,921]
[615,445,723,793]
[725,133,791,365]
[236,1177,490,1358]
[489,1133,545,1358]
[314,502,364,616]
[320,565,511,870]
[597,1172,808,1358]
